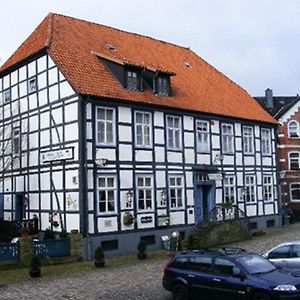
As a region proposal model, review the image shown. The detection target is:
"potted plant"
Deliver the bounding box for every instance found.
[123,212,134,226]
[137,240,147,260]
[29,255,41,278]
[94,246,105,267]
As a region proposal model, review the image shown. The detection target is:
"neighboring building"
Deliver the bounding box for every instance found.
[0,13,278,257]
[256,89,300,216]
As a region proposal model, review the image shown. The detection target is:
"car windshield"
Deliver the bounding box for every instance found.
[235,254,276,274]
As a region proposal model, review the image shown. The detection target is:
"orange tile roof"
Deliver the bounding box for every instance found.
[0,13,276,125]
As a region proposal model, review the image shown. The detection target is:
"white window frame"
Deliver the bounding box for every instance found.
[196,120,210,153]
[126,70,138,90]
[261,128,271,155]
[96,107,115,145]
[290,183,300,202]
[169,176,184,209]
[167,115,182,150]
[245,175,256,203]
[289,152,300,170]
[263,175,273,202]
[221,123,234,154]
[136,175,153,211]
[243,126,254,154]
[224,176,236,204]
[135,111,152,148]
[97,176,117,214]
[288,121,300,138]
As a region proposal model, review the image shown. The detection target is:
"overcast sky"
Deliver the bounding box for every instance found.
[1,0,300,96]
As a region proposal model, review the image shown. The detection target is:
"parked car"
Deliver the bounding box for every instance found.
[262,241,300,270]
[162,247,300,300]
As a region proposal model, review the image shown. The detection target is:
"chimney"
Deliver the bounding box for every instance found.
[265,88,273,108]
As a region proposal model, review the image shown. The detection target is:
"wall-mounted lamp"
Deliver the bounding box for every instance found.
[126,191,133,208]
[96,158,108,167]
[160,189,167,206]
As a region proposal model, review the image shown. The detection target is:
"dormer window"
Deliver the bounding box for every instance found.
[155,76,169,96]
[126,70,138,90]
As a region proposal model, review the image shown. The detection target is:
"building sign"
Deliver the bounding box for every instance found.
[141,216,153,223]
[208,173,223,181]
[41,147,74,163]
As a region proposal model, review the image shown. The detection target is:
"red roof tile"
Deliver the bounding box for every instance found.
[0,13,276,125]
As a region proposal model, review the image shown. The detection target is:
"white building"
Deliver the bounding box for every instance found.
[0,13,278,256]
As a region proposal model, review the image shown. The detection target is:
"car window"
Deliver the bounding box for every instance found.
[189,256,212,272]
[236,254,276,274]
[268,245,291,259]
[214,257,236,276]
[172,256,189,269]
[291,244,300,258]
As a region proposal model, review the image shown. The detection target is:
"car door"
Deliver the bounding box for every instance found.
[266,244,291,268]
[288,244,300,269]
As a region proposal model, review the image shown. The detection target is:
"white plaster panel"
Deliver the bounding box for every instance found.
[187,210,195,224]
[255,125,260,137]
[52,171,63,190]
[119,144,132,161]
[40,130,50,147]
[235,137,242,151]
[86,102,92,119]
[38,89,48,107]
[167,152,182,163]
[120,170,133,189]
[184,116,194,131]
[19,81,27,98]
[118,106,132,123]
[49,67,58,85]
[223,155,234,165]
[29,193,39,210]
[29,174,39,191]
[97,217,118,232]
[40,111,50,129]
[4,178,11,192]
[237,172,244,186]
[16,176,24,192]
[65,170,79,189]
[184,132,194,147]
[86,122,92,140]
[244,156,255,166]
[60,81,75,98]
[11,101,18,116]
[52,107,63,125]
[211,135,220,149]
[88,214,95,233]
[88,192,94,211]
[28,61,36,77]
[48,56,56,68]
[65,102,78,123]
[0,78,2,92]
[235,123,241,136]
[119,125,132,142]
[19,66,27,81]
[29,150,39,166]
[87,170,93,189]
[96,148,116,161]
[155,147,165,162]
[3,75,9,89]
[49,84,59,102]
[37,56,47,72]
[258,201,264,215]
[211,120,220,134]
[256,154,261,166]
[40,172,50,191]
[40,213,50,230]
[185,172,193,188]
[262,157,272,166]
[65,123,78,141]
[155,128,164,144]
[137,213,155,229]
[186,189,194,206]
[29,132,38,149]
[4,104,10,119]
[86,143,93,160]
[156,171,166,188]
[66,214,80,232]
[154,111,164,127]
[264,203,274,215]
[236,152,243,166]
[257,186,262,200]
[135,149,153,162]
[11,70,18,86]
[59,71,66,81]
[196,154,210,164]
[66,192,79,211]
[11,86,18,101]
[120,191,129,210]
[246,205,257,217]
[29,94,38,111]
[169,211,185,225]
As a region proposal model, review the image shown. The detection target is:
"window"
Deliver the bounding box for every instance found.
[28,77,37,94]
[3,89,11,103]
[126,70,138,90]
[97,176,116,213]
[243,126,254,154]
[267,245,291,259]
[135,111,152,147]
[137,176,153,211]
[289,152,300,170]
[221,124,234,154]
[172,257,189,269]
[189,256,212,272]
[13,128,20,155]
[245,175,256,203]
[263,175,273,202]
[167,116,181,149]
[288,121,300,138]
[96,107,115,145]
[261,128,271,155]
[224,176,235,204]
[214,258,236,276]
[156,76,169,96]
[169,176,184,209]
[196,120,210,153]
[291,183,300,201]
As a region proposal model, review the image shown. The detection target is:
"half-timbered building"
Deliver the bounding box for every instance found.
[0,14,278,256]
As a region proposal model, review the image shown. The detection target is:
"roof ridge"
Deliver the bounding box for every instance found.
[45,13,54,48]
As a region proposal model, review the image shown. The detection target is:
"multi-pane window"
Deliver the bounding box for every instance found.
[167,116,181,149]
[137,176,153,211]
[291,183,300,202]
[13,128,20,155]
[28,77,37,94]
[243,126,254,154]
[263,175,273,202]
[96,107,115,145]
[97,176,116,213]
[3,89,11,103]
[135,111,152,147]
[224,176,235,204]
[289,152,300,170]
[126,70,138,90]
[221,124,234,153]
[156,77,169,96]
[261,128,271,155]
[245,175,256,203]
[288,121,300,138]
[196,120,210,153]
[169,176,184,209]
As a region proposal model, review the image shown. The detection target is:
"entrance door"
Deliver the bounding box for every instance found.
[195,183,216,224]
[0,194,3,220]
[15,194,25,221]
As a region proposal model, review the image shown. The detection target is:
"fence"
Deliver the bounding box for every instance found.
[0,242,19,262]
[34,239,70,258]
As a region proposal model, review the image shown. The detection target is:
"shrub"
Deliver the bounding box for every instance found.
[94,247,105,262]
[137,241,147,253]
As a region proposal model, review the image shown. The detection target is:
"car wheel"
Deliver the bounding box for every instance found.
[252,292,272,300]
[172,284,189,300]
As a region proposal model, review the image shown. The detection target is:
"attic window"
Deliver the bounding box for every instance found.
[106,43,116,51]
[155,76,169,96]
[126,70,139,90]
[184,61,191,68]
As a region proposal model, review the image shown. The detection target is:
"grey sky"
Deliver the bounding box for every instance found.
[1,0,300,96]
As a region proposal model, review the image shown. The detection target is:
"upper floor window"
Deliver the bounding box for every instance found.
[221,124,234,154]
[291,183,300,202]
[263,175,273,202]
[289,152,300,170]
[224,176,235,204]
[3,89,11,103]
[196,120,210,153]
[126,70,138,90]
[261,128,271,155]
[13,128,20,155]
[243,126,254,154]
[156,76,169,96]
[245,175,256,203]
[135,111,152,147]
[96,107,115,145]
[136,176,153,211]
[28,77,37,94]
[97,176,116,213]
[169,176,184,209]
[288,121,300,138]
[167,115,181,150]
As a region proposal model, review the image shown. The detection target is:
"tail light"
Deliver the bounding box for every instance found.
[163,259,172,274]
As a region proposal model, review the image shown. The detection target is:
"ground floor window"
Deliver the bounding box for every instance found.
[97,176,116,213]
[169,176,184,209]
[263,175,273,202]
[137,176,153,211]
[224,176,235,204]
[245,175,256,203]
[291,183,300,202]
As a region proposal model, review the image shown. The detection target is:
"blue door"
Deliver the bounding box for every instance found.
[0,194,3,220]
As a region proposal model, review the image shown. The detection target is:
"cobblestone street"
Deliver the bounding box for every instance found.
[1,223,300,300]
